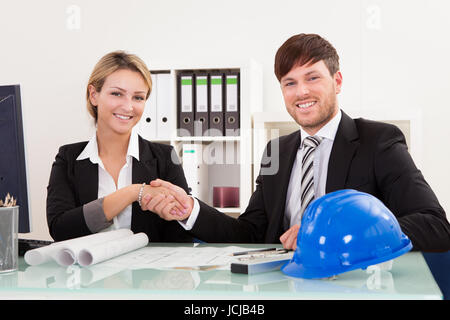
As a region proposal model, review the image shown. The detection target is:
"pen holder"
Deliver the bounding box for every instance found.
[0,206,19,273]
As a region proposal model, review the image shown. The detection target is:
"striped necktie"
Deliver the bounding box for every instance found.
[295,135,323,225]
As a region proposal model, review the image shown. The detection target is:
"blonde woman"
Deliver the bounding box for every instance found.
[47,51,192,242]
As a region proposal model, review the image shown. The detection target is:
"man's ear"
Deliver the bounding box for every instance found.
[334,71,343,94]
[88,84,98,106]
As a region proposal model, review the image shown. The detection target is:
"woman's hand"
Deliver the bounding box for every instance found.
[140,179,193,221]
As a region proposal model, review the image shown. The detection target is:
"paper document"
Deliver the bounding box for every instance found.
[24,229,148,267]
[95,246,267,271]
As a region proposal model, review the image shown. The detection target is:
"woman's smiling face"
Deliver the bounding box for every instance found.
[88,68,149,136]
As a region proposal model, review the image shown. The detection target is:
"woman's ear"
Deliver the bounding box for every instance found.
[88,84,98,106]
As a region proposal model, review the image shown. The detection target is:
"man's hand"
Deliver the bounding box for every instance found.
[280,224,300,250]
[140,179,194,221]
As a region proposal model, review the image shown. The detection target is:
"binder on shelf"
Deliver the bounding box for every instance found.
[177,72,194,136]
[156,72,172,139]
[224,72,240,136]
[194,73,209,136]
[138,72,157,140]
[182,144,208,201]
[208,72,224,136]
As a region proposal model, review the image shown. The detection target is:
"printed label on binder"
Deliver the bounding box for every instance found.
[210,76,223,112]
[181,77,193,112]
[196,76,208,112]
[226,75,238,112]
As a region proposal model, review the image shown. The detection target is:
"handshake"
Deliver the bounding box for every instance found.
[139,179,300,250]
[139,179,194,221]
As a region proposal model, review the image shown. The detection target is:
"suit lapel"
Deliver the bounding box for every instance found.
[74,159,98,204]
[326,111,360,193]
[266,130,301,237]
[277,131,302,205]
[131,138,158,185]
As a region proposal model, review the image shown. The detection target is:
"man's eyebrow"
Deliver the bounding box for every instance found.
[110,86,147,94]
[281,77,296,82]
[281,70,322,82]
[304,70,320,76]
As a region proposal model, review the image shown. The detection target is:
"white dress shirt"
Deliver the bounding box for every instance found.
[76,129,140,231]
[284,109,341,229]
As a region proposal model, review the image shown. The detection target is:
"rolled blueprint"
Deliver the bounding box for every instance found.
[24,242,65,266]
[77,232,149,267]
[24,229,133,266]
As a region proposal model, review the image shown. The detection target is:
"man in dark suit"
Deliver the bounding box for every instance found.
[143,33,450,252]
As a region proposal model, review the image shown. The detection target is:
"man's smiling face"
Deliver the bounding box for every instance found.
[280,60,342,135]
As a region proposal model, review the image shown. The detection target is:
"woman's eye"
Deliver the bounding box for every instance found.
[111,92,122,96]
[134,96,145,101]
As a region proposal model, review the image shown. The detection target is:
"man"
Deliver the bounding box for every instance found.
[143,33,450,252]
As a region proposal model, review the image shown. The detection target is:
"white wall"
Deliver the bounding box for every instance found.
[1,0,449,240]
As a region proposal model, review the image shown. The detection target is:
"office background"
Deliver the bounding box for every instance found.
[1,0,449,241]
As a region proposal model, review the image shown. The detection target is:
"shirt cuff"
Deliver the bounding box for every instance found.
[177,196,200,231]
[82,198,113,233]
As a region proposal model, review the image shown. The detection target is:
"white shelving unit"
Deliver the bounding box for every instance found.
[252,109,422,192]
[138,60,263,217]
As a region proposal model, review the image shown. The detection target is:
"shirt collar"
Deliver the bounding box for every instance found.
[299,109,342,147]
[76,129,140,163]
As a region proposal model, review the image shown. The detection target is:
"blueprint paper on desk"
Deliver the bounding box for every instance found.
[96,246,264,271]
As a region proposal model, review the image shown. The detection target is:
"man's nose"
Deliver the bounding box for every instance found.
[296,84,310,97]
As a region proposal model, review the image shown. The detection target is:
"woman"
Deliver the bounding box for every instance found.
[47,51,192,242]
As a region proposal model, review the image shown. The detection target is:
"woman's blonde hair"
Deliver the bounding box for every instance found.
[86,50,152,122]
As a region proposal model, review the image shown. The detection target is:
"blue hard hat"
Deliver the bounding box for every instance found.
[281,189,412,279]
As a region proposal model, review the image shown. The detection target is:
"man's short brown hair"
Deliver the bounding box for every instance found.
[274,33,340,81]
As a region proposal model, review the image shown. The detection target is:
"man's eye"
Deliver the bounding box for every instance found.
[308,76,319,81]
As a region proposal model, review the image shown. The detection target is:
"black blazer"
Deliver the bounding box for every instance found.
[47,136,193,243]
[191,111,450,252]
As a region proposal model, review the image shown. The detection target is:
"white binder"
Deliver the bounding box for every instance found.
[182,144,208,200]
[138,73,157,140]
[156,73,173,139]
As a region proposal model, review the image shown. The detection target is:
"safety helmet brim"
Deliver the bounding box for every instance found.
[281,238,412,279]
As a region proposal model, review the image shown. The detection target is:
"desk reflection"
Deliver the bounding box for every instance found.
[21,261,395,299]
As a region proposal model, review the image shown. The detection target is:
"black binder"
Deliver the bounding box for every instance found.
[177,72,194,136]
[194,72,209,136]
[224,71,240,136]
[0,85,30,232]
[208,72,224,136]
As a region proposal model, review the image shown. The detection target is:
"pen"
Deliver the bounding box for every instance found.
[232,248,278,256]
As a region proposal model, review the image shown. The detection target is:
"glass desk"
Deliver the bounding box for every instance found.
[0,243,442,300]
